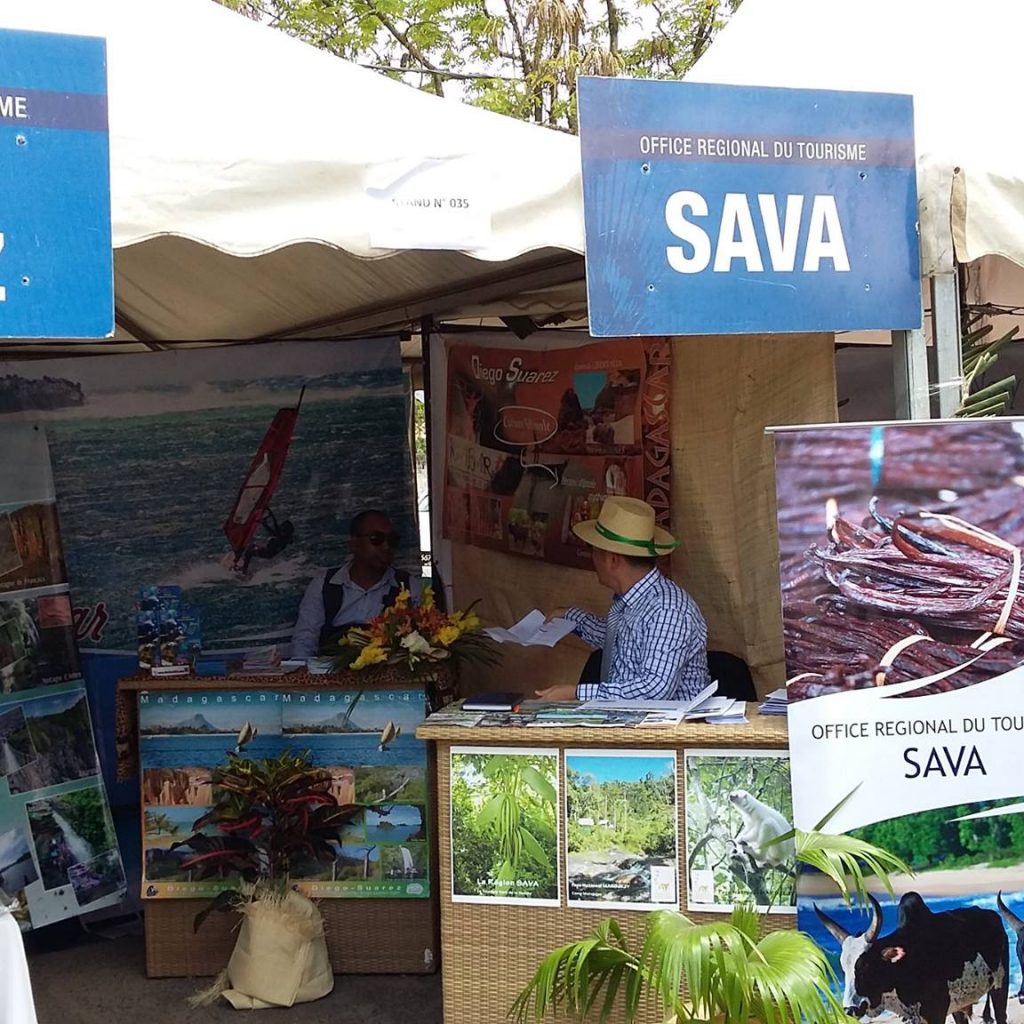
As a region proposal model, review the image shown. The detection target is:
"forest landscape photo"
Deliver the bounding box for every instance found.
[450,747,558,904]
[684,750,795,911]
[565,750,677,908]
[3,688,99,795]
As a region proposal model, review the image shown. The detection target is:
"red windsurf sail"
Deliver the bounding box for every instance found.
[223,390,303,558]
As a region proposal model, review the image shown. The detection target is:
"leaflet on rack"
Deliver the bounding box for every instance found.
[483,610,576,647]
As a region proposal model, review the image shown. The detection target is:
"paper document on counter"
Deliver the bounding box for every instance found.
[483,610,576,647]
[579,682,718,715]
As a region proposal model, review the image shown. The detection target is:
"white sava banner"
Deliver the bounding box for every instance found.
[789,662,1024,834]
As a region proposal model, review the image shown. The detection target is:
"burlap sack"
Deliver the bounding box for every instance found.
[202,890,333,1010]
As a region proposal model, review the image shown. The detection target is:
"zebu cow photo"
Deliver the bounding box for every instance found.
[801,800,1024,1024]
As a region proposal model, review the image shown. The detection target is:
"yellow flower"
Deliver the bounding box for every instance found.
[434,625,460,647]
[459,612,481,633]
[393,587,411,609]
[421,586,435,611]
[351,644,388,670]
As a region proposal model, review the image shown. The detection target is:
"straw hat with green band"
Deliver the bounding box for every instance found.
[572,496,679,557]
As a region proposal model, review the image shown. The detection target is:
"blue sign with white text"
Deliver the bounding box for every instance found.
[0,29,112,338]
[578,78,921,337]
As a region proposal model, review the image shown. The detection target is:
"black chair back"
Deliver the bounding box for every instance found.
[707,650,756,701]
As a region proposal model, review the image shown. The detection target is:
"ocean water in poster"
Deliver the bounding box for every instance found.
[0,424,126,929]
[0,339,417,801]
[138,688,429,899]
[775,419,1024,1022]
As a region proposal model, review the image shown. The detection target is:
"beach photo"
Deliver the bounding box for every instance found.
[450,747,559,905]
[26,784,120,893]
[4,688,100,795]
[141,805,228,889]
[281,688,427,773]
[565,749,678,910]
[364,804,424,844]
[684,749,795,912]
[139,692,282,771]
[773,420,1024,701]
[0,822,39,902]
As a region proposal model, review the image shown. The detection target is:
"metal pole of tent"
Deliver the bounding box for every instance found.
[931,271,963,418]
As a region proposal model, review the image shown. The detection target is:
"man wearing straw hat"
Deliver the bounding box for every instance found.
[536,496,710,702]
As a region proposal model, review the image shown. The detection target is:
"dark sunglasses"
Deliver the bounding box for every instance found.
[357,530,400,547]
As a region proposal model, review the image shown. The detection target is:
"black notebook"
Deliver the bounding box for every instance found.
[461,692,524,712]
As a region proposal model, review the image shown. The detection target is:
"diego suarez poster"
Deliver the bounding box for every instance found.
[775,419,1024,1023]
[443,333,671,568]
[139,688,429,900]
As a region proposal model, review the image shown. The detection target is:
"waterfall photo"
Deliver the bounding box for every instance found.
[26,783,120,895]
[0,704,37,778]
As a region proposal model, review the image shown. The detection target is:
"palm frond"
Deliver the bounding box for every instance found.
[795,830,911,904]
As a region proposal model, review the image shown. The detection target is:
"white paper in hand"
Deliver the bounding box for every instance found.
[484,610,575,647]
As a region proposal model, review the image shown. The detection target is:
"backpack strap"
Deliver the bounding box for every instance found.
[320,565,346,627]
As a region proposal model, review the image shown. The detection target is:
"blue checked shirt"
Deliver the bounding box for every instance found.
[566,569,710,701]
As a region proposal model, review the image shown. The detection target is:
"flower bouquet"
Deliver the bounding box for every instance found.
[331,586,498,675]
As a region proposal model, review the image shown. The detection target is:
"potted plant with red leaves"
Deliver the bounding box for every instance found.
[175,744,361,1010]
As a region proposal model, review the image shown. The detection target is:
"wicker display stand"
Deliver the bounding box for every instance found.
[118,667,452,978]
[417,713,790,1024]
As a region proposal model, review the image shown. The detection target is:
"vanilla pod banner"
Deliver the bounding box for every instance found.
[774,420,1024,1008]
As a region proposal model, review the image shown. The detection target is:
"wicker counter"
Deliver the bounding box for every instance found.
[417,713,790,1024]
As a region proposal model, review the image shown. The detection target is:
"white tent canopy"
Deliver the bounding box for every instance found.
[685,0,1024,279]
[0,0,585,342]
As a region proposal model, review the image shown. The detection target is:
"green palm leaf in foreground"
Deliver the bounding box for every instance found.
[512,830,909,1024]
[512,905,845,1024]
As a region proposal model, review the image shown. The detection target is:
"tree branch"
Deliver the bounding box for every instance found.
[357,0,446,96]
[358,63,522,82]
[502,0,532,76]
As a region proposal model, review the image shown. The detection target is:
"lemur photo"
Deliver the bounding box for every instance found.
[684,749,795,912]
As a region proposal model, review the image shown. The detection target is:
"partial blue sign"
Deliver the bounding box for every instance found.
[578,78,921,337]
[0,29,112,338]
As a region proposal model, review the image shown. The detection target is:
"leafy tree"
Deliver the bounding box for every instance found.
[215,0,743,130]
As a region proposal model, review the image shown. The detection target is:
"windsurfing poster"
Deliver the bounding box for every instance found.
[442,333,671,568]
[774,419,1024,1022]
[139,687,429,900]
[0,423,126,930]
[0,339,416,797]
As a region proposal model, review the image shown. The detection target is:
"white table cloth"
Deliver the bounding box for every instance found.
[0,907,38,1024]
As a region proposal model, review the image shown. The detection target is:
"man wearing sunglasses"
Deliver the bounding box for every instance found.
[291,509,420,660]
